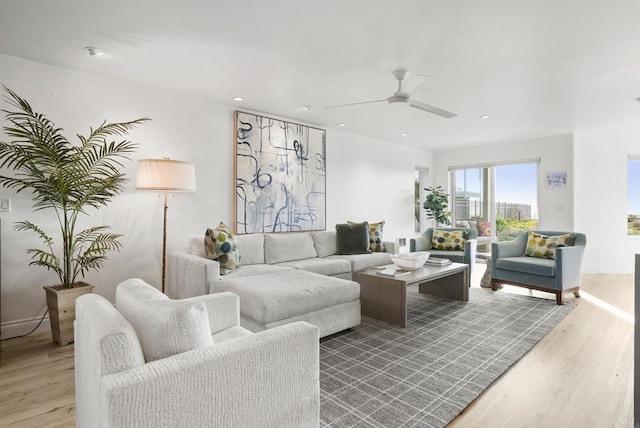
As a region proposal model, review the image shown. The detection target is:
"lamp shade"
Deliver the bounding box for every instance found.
[136,159,196,191]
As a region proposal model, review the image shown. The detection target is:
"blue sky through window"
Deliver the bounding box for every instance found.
[628,159,640,215]
[454,163,538,219]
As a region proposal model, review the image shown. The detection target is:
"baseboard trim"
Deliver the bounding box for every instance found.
[1,315,51,340]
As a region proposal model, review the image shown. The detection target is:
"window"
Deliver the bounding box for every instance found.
[450,161,539,252]
[628,157,640,236]
[415,167,429,233]
[494,163,538,241]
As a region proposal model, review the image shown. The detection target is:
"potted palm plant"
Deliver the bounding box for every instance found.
[0,86,148,345]
[423,185,452,226]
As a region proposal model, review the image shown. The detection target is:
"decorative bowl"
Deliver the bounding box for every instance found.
[390,252,431,270]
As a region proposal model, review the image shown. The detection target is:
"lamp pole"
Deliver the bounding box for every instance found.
[162,189,168,293]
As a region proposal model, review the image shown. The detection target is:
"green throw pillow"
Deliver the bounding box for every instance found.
[525,231,575,260]
[348,220,385,252]
[431,229,468,251]
[204,223,240,275]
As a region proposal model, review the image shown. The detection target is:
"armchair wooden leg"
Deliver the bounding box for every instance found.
[573,289,581,298]
[490,279,498,291]
[556,292,564,305]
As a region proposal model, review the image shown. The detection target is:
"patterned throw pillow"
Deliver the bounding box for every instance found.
[431,229,468,251]
[204,223,240,275]
[349,220,385,252]
[477,221,491,236]
[525,231,575,260]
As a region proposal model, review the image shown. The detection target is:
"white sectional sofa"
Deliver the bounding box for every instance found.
[168,230,398,338]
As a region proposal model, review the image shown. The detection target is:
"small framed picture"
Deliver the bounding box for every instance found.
[546,171,567,189]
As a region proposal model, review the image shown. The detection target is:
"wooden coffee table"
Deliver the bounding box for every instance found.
[354,262,469,327]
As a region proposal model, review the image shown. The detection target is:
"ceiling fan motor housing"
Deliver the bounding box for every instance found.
[387,94,410,105]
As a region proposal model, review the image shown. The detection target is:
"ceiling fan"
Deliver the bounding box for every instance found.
[325,69,457,119]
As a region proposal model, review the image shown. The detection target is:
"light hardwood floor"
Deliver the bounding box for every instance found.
[0,270,634,427]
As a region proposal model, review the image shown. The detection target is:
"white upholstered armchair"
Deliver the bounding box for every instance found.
[74,278,320,428]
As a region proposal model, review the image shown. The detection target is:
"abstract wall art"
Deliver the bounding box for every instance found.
[235,111,326,234]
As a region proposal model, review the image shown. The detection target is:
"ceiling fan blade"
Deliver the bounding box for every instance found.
[325,99,387,109]
[401,73,431,95]
[409,99,457,118]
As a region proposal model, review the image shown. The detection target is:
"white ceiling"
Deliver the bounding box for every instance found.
[1,0,639,150]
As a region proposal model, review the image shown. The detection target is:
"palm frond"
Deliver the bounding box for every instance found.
[14,220,55,247]
[24,248,63,282]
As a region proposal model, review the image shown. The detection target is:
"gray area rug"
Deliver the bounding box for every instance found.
[319,286,573,427]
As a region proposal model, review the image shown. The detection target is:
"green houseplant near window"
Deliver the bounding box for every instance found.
[0,86,148,345]
[423,185,451,226]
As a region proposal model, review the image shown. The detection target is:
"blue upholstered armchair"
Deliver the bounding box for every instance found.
[410,227,477,275]
[490,230,586,305]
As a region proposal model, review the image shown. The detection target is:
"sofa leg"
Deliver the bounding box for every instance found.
[573,289,581,298]
[490,279,498,291]
[556,292,564,305]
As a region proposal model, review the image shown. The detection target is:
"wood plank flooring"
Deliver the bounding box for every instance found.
[0,271,633,427]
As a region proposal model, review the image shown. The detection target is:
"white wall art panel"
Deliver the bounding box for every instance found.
[235,111,326,234]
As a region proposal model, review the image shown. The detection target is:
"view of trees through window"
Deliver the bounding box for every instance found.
[628,158,640,235]
[452,162,538,250]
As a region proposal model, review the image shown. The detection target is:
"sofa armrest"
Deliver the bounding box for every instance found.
[75,294,146,428]
[555,245,585,289]
[383,240,399,254]
[410,235,432,252]
[168,252,220,299]
[186,292,240,335]
[99,322,320,428]
[463,239,477,275]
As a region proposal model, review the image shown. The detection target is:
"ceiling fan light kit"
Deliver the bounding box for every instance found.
[326,69,457,119]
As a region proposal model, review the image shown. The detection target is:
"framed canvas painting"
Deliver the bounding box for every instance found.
[234,111,326,234]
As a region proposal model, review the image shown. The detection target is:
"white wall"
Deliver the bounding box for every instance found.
[574,119,640,273]
[0,54,431,336]
[432,134,575,231]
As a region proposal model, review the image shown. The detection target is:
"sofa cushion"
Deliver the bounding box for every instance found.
[204,223,241,275]
[188,236,207,258]
[219,264,295,281]
[349,220,385,252]
[312,230,337,258]
[218,271,360,324]
[496,256,556,277]
[432,229,468,251]
[115,279,213,362]
[327,252,392,272]
[234,233,265,265]
[336,222,371,255]
[275,257,352,276]
[264,232,318,264]
[456,220,471,228]
[525,231,575,259]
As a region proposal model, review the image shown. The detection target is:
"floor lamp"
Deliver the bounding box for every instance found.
[136,159,196,293]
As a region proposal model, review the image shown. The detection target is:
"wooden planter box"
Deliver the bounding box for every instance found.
[44,282,94,346]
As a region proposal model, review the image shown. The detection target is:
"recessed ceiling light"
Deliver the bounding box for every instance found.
[233,97,244,101]
[338,123,346,127]
[480,115,490,119]
[302,105,313,111]
[401,132,408,137]
[85,46,104,56]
